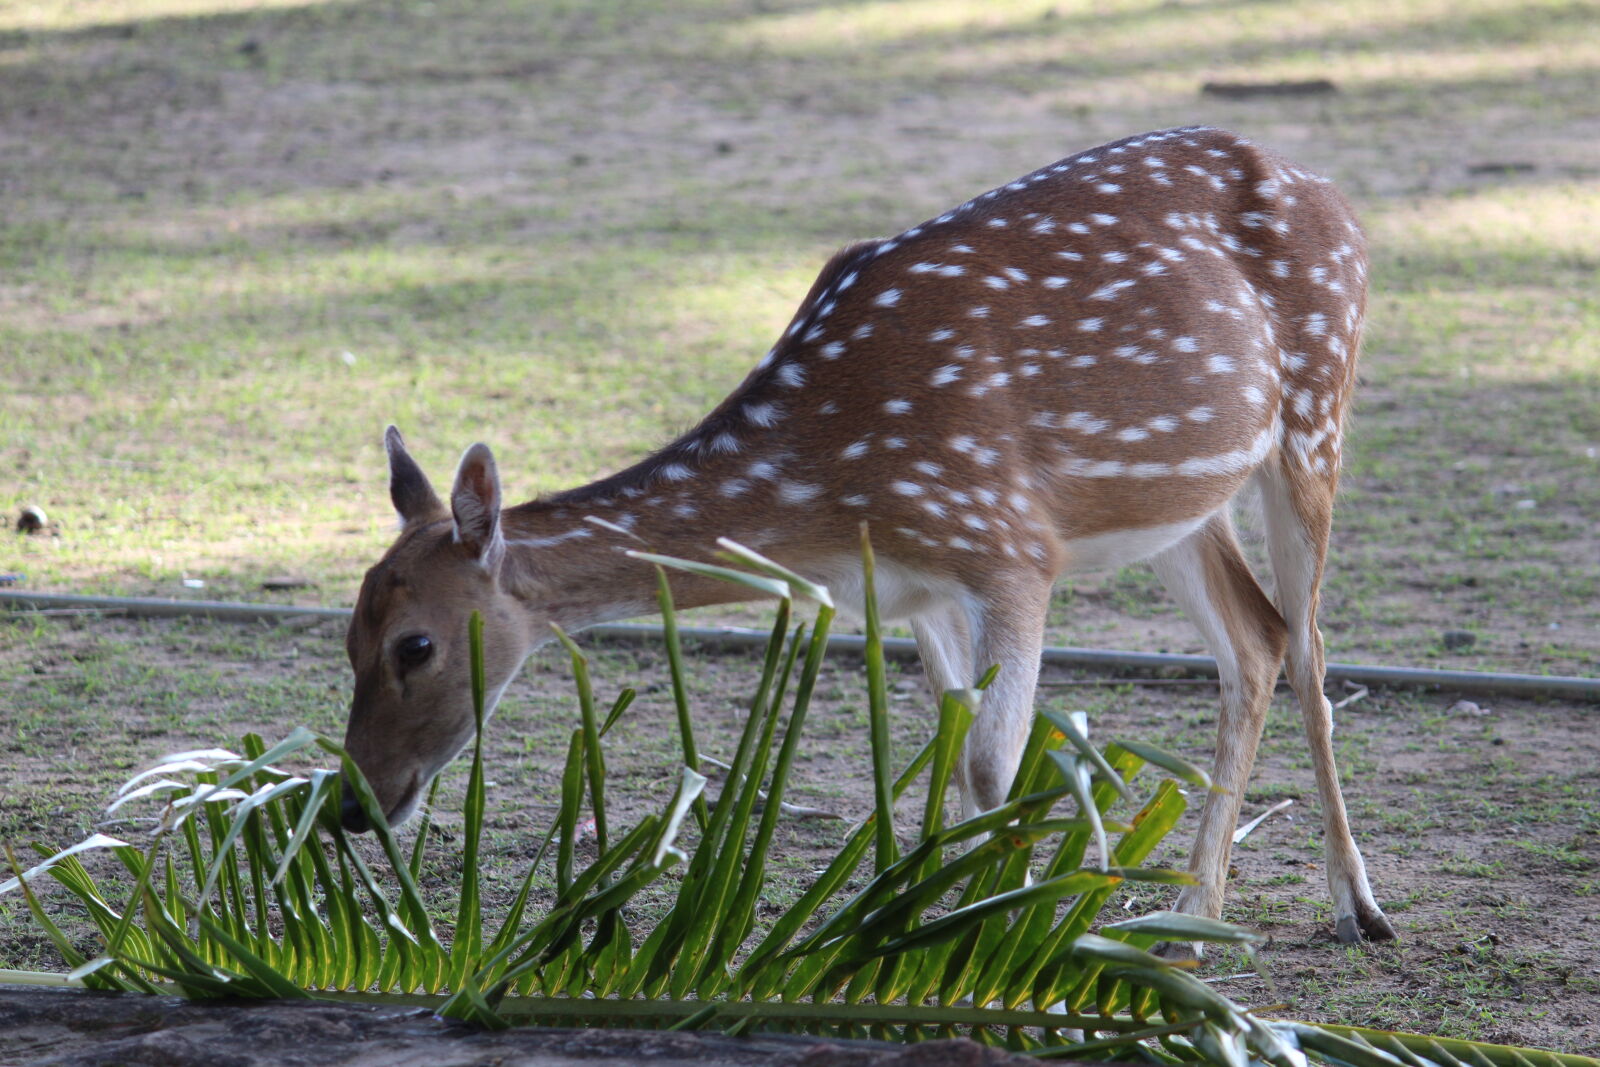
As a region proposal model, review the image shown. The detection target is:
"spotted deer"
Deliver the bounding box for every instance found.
[340,126,1396,944]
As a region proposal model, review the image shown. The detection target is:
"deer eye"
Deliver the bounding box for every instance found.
[396,634,433,669]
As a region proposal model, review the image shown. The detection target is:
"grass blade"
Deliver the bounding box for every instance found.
[652,566,709,830]
[858,524,897,873]
[549,624,609,857]
[450,611,489,991]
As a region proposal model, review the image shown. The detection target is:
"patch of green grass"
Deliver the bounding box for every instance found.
[1440,853,1504,878]
[1512,839,1595,871]
[0,0,1594,679]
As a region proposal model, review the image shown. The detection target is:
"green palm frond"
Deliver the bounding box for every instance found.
[4,535,1594,1067]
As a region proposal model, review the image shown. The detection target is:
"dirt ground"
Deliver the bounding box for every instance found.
[2,612,1598,1056]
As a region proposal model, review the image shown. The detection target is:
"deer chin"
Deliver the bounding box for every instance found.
[387,730,479,827]
[383,772,427,828]
[339,769,424,834]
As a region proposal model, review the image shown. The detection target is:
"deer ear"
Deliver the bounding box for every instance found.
[451,442,505,570]
[386,426,445,527]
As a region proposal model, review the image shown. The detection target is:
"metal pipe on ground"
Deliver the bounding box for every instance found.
[2,590,1596,701]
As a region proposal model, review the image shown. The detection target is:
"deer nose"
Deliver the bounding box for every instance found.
[339,780,371,834]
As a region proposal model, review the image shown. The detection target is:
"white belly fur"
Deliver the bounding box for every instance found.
[1059,515,1210,573]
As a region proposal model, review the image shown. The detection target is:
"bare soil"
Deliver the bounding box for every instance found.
[2,613,1598,1056]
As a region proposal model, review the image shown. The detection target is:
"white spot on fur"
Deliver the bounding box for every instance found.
[1065,412,1109,434]
[1089,280,1135,301]
[778,481,821,505]
[658,463,694,482]
[745,402,782,427]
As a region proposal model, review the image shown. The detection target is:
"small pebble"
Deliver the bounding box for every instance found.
[15,506,47,534]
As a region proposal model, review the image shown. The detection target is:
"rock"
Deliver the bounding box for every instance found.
[15,506,47,534]
[1440,630,1477,652]
[0,989,1041,1067]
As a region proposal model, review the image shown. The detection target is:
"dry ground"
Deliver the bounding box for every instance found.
[2,610,1597,1052]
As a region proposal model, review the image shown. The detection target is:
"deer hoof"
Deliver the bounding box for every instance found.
[1335,906,1398,944]
[1152,940,1201,964]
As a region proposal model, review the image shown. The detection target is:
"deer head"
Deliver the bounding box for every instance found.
[339,426,537,832]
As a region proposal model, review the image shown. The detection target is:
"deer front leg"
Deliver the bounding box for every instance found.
[956,581,1053,821]
[911,599,977,718]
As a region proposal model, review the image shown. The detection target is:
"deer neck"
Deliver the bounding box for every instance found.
[498,490,788,633]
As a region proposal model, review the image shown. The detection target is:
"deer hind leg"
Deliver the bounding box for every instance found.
[954,579,1053,822]
[1150,510,1287,938]
[1259,465,1396,943]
